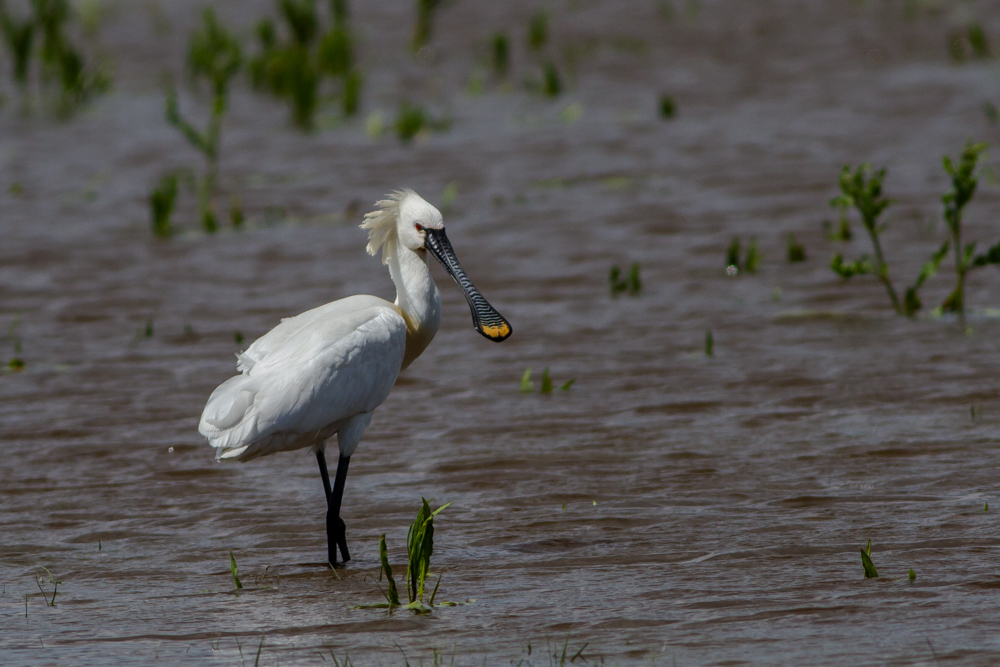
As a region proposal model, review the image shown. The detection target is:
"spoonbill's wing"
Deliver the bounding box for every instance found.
[200,296,406,460]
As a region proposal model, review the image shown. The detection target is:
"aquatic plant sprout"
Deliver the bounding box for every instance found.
[860,540,878,579]
[609,263,641,296]
[364,499,453,614]
[165,7,242,232]
[229,550,243,590]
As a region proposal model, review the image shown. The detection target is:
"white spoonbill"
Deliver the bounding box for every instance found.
[198,189,511,566]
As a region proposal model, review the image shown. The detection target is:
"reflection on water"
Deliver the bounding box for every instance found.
[2,1,1000,664]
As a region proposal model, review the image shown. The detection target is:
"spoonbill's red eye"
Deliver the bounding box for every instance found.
[415,223,423,231]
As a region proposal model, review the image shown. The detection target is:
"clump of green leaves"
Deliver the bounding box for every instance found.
[829,164,905,313]
[659,94,676,119]
[0,0,110,115]
[165,7,241,233]
[725,237,758,274]
[860,539,878,579]
[520,367,575,393]
[908,568,916,581]
[366,499,453,614]
[830,144,997,321]
[251,0,361,129]
[938,142,994,323]
[786,234,806,263]
[522,10,565,98]
[609,262,641,296]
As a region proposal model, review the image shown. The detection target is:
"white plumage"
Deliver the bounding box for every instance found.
[196,189,511,566]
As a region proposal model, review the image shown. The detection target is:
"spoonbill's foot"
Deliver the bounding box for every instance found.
[327,513,350,567]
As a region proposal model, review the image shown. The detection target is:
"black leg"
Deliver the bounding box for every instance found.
[315,450,351,567]
[330,455,351,562]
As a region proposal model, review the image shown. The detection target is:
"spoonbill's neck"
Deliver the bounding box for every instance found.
[386,238,441,370]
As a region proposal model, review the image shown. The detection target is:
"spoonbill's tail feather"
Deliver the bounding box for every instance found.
[199,374,260,459]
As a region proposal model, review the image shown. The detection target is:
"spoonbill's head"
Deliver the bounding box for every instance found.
[362,189,512,343]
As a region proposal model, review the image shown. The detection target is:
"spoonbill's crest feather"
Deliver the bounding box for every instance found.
[360,189,411,264]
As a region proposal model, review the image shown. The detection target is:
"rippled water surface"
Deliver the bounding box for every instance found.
[3,1,1000,665]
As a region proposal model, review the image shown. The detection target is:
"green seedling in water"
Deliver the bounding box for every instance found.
[491,32,509,79]
[411,0,443,52]
[609,262,641,296]
[726,237,758,274]
[521,367,574,393]
[35,566,58,605]
[984,501,988,512]
[909,568,916,581]
[520,367,534,393]
[542,60,561,97]
[252,0,360,128]
[659,94,676,119]
[528,11,548,52]
[144,319,153,338]
[787,234,806,263]
[984,101,1000,125]
[860,539,878,579]
[6,316,24,371]
[365,499,452,614]
[829,164,906,314]
[0,0,108,114]
[229,550,243,589]
[0,10,34,91]
[705,329,713,356]
[166,7,241,233]
[150,172,179,238]
[939,142,994,324]
[967,23,990,59]
[395,102,427,142]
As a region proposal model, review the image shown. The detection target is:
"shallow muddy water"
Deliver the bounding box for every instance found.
[3,0,1000,664]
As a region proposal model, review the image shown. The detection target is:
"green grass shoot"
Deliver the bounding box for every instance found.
[395,102,428,143]
[909,568,916,581]
[860,540,878,579]
[609,262,641,296]
[659,94,676,119]
[985,501,989,512]
[165,7,241,233]
[150,172,179,238]
[542,60,561,97]
[528,11,548,51]
[144,319,153,338]
[235,331,245,345]
[967,23,990,59]
[540,367,553,393]
[520,367,534,393]
[726,237,757,274]
[35,566,58,606]
[229,550,243,589]
[378,534,401,606]
[559,378,576,391]
[367,499,451,614]
[491,32,509,79]
[786,233,806,263]
[705,329,713,357]
[411,0,443,52]
[984,101,1000,125]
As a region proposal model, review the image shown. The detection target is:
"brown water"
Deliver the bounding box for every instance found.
[3,0,1000,664]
